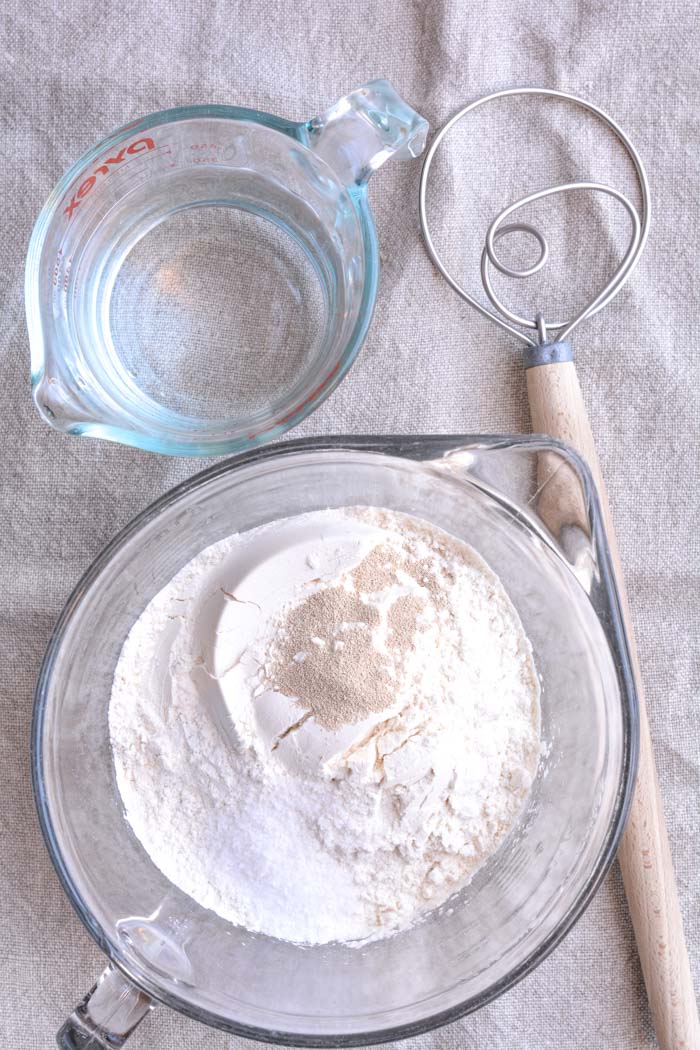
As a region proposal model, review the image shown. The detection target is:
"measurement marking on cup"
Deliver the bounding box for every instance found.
[51,249,62,286]
[190,142,221,164]
[52,249,73,291]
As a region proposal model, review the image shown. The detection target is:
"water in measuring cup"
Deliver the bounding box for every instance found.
[108,203,327,421]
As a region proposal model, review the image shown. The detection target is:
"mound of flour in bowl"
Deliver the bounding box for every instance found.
[110,507,541,945]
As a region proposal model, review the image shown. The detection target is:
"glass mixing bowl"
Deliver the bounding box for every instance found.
[33,436,637,1047]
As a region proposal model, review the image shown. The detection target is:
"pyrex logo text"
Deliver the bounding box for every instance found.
[63,137,155,220]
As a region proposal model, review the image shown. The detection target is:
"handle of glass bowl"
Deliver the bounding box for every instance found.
[56,963,155,1048]
[302,78,428,186]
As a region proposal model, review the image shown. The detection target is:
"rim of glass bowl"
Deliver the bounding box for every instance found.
[25,106,379,457]
[32,435,639,1046]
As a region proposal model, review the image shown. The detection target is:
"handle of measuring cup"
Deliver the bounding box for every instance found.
[301,79,428,186]
[56,964,155,1048]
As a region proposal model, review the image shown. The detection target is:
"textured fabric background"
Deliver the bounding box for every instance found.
[2,1,699,1047]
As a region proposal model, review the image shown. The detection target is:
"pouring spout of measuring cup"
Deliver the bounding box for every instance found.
[301,80,428,186]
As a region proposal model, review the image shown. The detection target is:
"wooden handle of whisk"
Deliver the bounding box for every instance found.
[527,360,700,1050]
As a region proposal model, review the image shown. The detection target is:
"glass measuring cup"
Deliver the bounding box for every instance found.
[26,82,428,455]
[33,436,638,1046]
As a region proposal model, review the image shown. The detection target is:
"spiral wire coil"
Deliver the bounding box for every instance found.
[419,88,650,350]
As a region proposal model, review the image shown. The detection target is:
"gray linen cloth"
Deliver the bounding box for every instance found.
[2,0,698,1046]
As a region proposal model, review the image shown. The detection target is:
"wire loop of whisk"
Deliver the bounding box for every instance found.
[419,88,650,348]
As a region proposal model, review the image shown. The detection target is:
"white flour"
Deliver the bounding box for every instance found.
[110,507,541,945]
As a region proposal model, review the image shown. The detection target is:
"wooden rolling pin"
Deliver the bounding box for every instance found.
[526,356,700,1050]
